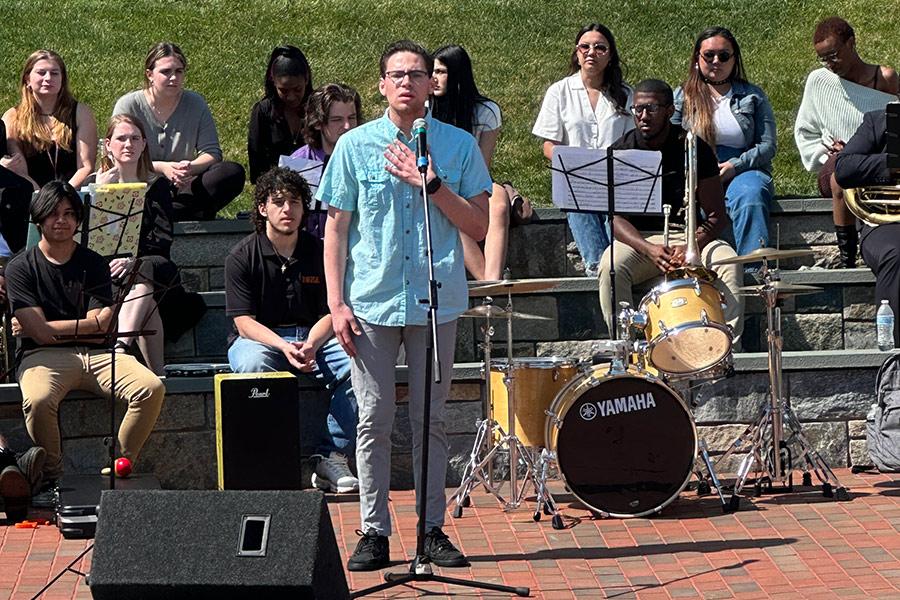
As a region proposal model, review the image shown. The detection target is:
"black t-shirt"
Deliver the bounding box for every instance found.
[247,98,305,184]
[224,230,328,344]
[610,126,719,232]
[6,244,112,350]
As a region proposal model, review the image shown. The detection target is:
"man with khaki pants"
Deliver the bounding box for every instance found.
[6,182,165,488]
[599,79,744,344]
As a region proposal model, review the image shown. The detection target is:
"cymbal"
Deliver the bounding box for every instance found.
[460,305,552,320]
[712,247,815,266]
[468,278,562,297]
[738,282,823,297]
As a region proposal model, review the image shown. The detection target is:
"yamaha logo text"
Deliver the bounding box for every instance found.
[580,392,657,420]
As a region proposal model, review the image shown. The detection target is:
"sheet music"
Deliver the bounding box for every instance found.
[84,183,146,258]
[278,155,325,194]
[551,147,662,215]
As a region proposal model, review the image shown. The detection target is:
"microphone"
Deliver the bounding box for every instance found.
[412,118,428,173]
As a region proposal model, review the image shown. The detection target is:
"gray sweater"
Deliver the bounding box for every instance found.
[112,90,223,162]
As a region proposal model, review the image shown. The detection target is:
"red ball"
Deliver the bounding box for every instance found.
[114,457,132,478]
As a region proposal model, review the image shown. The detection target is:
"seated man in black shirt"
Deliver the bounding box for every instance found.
[834,107,900,346]
[600,79,744,345]
[6,182,165,484]
[225,167,358,493]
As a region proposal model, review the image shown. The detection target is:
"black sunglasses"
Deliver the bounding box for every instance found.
[701,50,733,63]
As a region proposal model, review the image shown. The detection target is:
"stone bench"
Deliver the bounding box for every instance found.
[167,266,881,365]
[169,197,843,287]
[0,351,884,490]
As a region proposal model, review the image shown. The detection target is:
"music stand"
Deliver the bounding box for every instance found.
[550,146,663,339]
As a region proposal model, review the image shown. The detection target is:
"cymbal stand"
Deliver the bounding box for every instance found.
[715,262,850,503]
[449,297,507,514]
[449,289,541,515]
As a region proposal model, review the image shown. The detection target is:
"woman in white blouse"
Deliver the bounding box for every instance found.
[533,23,633,277]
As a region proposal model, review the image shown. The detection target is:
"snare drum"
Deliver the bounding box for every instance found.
[639,277,731,376]
[545,364,697,517]
[490,357,578,447]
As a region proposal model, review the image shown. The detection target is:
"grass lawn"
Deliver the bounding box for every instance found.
[2,0,897,214]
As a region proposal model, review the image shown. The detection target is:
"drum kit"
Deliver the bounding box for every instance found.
[449,246,849,530]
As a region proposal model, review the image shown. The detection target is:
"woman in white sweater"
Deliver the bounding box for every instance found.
[794,17,897,267]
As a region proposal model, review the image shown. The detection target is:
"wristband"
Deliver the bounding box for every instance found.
[425,176,442,195]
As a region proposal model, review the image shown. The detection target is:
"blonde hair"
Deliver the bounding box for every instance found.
[14,49,77,154]
[99,114,154,182]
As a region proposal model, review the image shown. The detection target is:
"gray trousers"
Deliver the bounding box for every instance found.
[352,318,457,536]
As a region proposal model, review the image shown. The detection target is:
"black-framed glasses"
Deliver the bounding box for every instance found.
[630,103,669,116]
[817,50,840,64]
[383,69,430,85]
[576,42,609,55]
[701,50,733,63]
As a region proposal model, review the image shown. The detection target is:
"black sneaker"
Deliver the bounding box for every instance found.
[31,479,59,509]
[16,447,46,495]
[423,527,469,567]
[1,465,30,522]
[347,529,390,571]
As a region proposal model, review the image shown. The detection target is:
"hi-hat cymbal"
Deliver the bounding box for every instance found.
[468,278,562,297]
[461,305,552,320]
[712,247,815,266]
[738,282,823,297]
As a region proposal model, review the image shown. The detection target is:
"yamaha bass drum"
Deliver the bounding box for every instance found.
[545,364,697,517]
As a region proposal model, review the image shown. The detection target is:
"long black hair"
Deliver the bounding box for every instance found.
[430,44,498,134]
[263,45,314,111]
[568,23,629,113]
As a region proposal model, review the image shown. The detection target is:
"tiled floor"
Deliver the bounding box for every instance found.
[1,469,899,599]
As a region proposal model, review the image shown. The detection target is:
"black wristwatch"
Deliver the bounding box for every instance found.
[425,176,442,195]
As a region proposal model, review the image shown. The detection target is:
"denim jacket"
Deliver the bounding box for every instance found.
[672,80,777,175]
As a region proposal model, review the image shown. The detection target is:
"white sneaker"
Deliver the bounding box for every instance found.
[311,452,359,493]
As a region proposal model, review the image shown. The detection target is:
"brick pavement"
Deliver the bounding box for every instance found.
[1,469,898,599]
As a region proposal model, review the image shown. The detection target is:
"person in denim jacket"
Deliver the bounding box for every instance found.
[673,27,776,260]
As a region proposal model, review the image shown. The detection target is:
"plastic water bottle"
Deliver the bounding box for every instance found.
[877,299,895,351]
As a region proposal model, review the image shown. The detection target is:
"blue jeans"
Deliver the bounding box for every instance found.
[718,145,773,257]
[228,328,357,456]
[566,212,610,275]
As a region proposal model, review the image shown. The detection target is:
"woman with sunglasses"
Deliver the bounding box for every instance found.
[533,23,633,277]
[673,27,776,259]
[248,45,314,184]
[795,17,898,268]
[113,42,246,221]
[431,44,509,281]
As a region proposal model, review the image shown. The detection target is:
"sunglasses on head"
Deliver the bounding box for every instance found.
[700,50,733,63]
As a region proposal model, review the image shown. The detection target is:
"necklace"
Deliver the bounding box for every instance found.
[272,246,294,274]
[146,89,182,123]
[701,74,731,86]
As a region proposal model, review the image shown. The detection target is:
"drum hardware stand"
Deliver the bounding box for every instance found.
[449,281,543,516]
[355,127,527,598]
[714,262,850,505]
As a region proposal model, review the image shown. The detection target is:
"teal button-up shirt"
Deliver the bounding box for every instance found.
[317,110,492,326]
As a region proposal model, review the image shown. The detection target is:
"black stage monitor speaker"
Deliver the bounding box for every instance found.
[214,372,302,490]
[887,103,900,170]
[89,489,349,599]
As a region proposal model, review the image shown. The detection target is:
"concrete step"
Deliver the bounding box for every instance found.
[0,349,886,488]
[169,267,881,363]
[168,197,844,288]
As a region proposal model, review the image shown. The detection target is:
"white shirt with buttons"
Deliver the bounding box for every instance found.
[532,72,634,149]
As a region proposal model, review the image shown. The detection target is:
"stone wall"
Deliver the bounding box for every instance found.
[0,358,879,490]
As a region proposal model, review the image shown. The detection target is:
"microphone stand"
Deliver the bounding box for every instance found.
[352,133,528,598]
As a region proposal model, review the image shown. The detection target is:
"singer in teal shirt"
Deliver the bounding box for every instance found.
[317,108,491,326]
